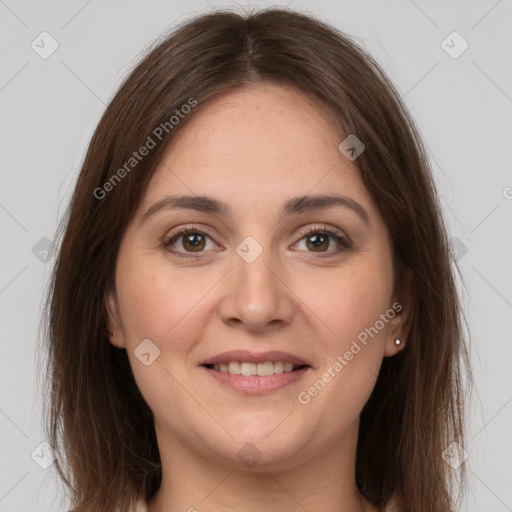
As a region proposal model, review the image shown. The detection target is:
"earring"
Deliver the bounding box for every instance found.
[394,338,401,346]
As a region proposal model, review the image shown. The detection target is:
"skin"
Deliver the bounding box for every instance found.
[107,83,411,512]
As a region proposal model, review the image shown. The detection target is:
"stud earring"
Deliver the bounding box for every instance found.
[394,338,401,346]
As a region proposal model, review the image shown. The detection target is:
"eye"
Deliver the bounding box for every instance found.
[162,225,219,259]
[293,224,352,257]
[162,223,352,260]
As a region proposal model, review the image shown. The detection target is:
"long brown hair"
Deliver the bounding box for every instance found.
[40,7,471,511]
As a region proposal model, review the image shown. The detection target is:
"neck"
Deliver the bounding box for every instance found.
[146,419,380,512]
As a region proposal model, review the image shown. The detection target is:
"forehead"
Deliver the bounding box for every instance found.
[166,83,344,169]
[138,83,377,222]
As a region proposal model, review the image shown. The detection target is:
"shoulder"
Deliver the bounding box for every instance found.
[69,503,148,512]
[135,501,148,512]
[382,495,399,511]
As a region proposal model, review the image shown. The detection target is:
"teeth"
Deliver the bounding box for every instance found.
[211,361,302,375]
[256,361,274,376]
[240,362,257,376]
[228,361,240,374]
[274,361,284,373]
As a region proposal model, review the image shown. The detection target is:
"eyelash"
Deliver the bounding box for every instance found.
[161,224,352,260]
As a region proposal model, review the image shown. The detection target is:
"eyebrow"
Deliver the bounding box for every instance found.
[140,194,370,226]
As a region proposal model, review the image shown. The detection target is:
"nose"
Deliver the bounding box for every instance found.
[218,242,294,333]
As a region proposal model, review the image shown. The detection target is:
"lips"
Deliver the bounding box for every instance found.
[199,350,312,394]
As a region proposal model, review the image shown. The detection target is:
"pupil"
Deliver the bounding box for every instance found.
[308,234,327,251]
[185,234,204,250]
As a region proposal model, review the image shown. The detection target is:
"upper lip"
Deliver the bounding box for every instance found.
[200,350,310,366]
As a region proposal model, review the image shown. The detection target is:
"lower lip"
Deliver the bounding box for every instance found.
[202,366,310,394]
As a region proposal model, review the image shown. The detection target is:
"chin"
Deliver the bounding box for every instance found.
[226,430,312,470]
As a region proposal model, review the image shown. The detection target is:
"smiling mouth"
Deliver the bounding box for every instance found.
[202,361,309,376]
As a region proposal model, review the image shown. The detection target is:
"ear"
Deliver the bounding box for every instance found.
[105,287,126,349]
[384,268,414,357]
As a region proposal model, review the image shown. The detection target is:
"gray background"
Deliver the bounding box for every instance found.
[1,0,511,510]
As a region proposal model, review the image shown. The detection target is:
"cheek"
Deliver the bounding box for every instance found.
[115,254,220,354]
[113,257,204,404]
[298,256,393,410]
[309,258,393,344]
[116,264,179,340]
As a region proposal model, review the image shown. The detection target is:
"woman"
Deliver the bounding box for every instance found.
[41,7,471,512]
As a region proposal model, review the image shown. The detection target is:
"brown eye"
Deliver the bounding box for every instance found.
[293,225,352,257]
[162,228,218,258]
[305,233,330,252]
[181,232,206,252]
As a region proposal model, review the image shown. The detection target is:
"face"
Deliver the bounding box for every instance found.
[107,83,408,470]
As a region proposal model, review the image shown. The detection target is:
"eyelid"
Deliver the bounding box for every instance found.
[294,223,347,242]
[164,224,216,241]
